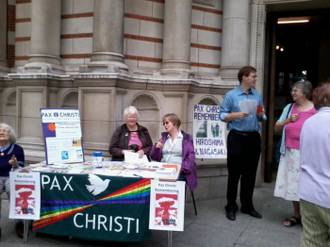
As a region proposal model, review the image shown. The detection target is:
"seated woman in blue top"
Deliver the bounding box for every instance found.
[0,123,25,238]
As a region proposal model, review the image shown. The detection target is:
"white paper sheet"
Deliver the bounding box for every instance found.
[238,99,258,114]
[124,151,149,164]
[93,169,121,176]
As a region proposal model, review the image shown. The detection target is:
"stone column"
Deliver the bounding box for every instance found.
[250,2,267,184]
[161,0,192,77]
[250,2,266,93]
[219,0,250,81]
[87,0,128,73]
[0,0,9,75]
[23,0,63,74]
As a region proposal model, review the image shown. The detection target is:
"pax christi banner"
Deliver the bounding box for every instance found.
[193,104,227,159]
[40,108,84,165]
[33,173,151,242]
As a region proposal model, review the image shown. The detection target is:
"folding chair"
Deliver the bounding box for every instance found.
[185,184,197,216]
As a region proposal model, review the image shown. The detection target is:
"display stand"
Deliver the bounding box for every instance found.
[168,231,173,247]
[23,220,29,243]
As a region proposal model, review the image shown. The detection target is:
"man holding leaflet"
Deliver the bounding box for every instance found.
[220,66,266,221]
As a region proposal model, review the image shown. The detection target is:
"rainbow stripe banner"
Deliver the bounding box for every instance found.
[33,173,151,242]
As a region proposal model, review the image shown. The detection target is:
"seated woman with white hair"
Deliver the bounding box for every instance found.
[109,106,153,161]
[0,123,25,238]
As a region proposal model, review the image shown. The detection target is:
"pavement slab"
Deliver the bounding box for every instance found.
[0,182,301,247]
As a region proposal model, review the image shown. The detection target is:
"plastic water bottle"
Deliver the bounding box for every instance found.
[93,152,103,168]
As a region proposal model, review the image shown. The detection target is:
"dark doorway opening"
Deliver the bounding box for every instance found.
[263,8,330,182]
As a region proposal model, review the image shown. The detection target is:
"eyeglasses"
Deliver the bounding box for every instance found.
[127,117,137,120]
[290,90,300,94]
[0,129,9,133]
[163,121,170,126]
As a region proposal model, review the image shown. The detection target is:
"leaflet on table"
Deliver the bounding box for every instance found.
[69,162,93,170]
[155,167,177,176]
[93,169,122,176]
[66,170,83,174]
[139,161,163,171]
[124,151,149,164]
[40,108,84,165]
[30,167,52,172]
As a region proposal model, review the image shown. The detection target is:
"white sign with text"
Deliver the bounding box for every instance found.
[149,180,185,231]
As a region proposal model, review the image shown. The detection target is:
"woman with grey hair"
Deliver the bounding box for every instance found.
[0,123,25,238]
[273,81,316,227]
[109,106,153,161]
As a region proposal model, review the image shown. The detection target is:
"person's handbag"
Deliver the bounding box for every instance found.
[275,103,293,163]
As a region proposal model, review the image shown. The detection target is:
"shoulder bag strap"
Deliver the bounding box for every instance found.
[286,103,294,119]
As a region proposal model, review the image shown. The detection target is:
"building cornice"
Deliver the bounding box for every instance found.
[5,72,237,94]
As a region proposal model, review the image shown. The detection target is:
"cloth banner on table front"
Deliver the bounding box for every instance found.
[33,173,151,242]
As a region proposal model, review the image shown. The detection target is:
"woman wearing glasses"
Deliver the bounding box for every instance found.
[109,106,153,161]
[0,123,25,238]
[274,81,316,227]
[150,113,197,192]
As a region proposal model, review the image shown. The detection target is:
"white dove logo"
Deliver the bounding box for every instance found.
[86,174,111,196]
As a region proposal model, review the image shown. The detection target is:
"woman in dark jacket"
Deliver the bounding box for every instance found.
[109,106,153,161]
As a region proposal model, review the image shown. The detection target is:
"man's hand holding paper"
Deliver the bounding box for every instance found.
[238,99,258,115]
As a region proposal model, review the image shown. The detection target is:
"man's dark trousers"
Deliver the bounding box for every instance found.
[225,130,261,213]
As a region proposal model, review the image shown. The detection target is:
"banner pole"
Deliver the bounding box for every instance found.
[23,220,29,243]
[167,231,172,247]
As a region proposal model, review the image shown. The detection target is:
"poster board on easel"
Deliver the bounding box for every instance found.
[40,108,84,165]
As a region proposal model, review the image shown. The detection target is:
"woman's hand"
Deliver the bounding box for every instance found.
[9,155,18,168]
[275,113,298,132]
[289,113,299,122]
[137,150,144,158]
[155,140,163,149]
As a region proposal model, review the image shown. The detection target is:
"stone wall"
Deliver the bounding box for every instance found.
[0,0,266,200]
[14,0,223,76]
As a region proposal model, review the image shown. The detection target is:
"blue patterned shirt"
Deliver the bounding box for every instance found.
[220,86,267,132]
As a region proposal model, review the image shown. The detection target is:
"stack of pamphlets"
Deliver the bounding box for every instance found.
[156,164,178,176]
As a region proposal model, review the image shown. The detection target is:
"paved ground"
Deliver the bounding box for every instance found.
[0,182,301,247]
